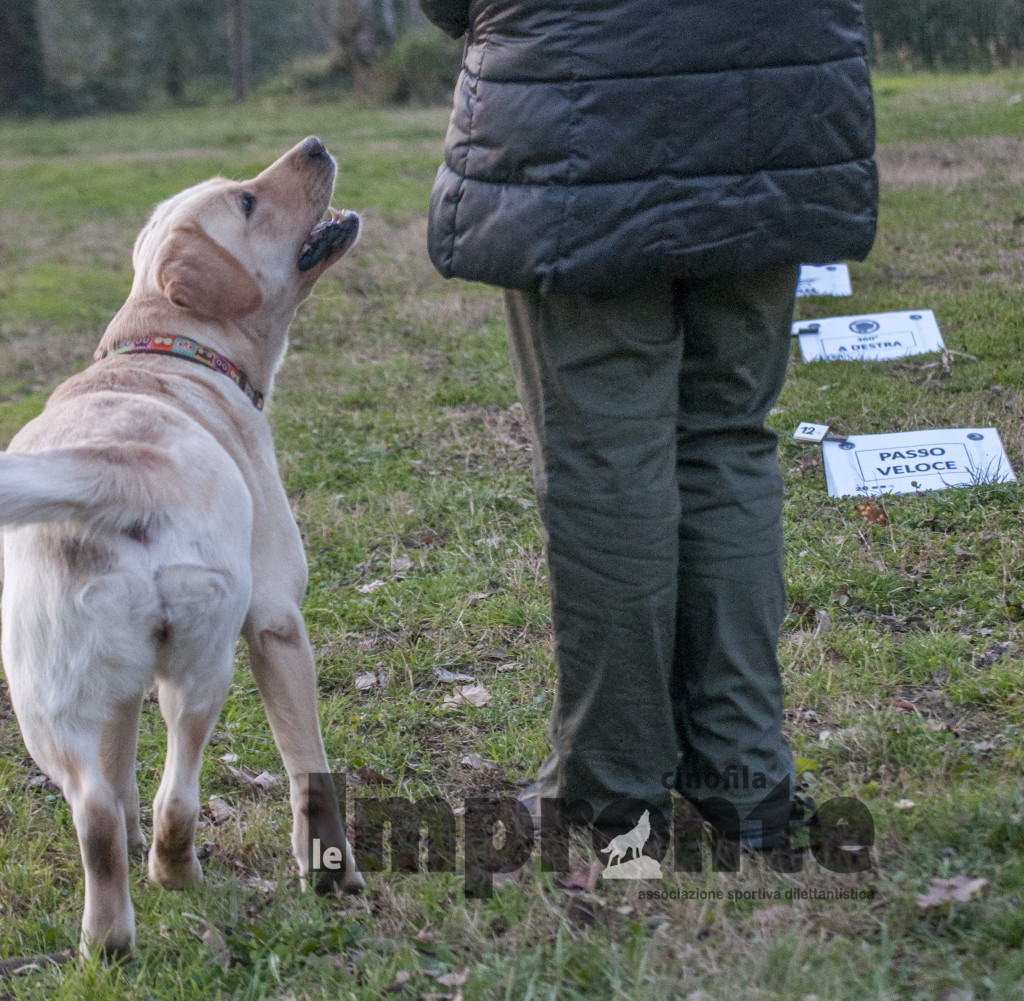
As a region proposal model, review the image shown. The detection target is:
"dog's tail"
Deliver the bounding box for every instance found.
[0,447,178,530]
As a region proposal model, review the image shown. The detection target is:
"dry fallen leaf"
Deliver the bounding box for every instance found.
[856,502,889,525]
[358,579,386,594]
[880,698,920,713]
[894,799,916,811]
[434,667,476,684]
[225,763,280,790]
[459,753,492,770]
[26,773,60,791]
[205,795,238,825]
[198,922,231,970]
[916,875,987,910]
[390,555,415,573]
[385,970,413,992]
[436,966,470,988]
[195,842,218,861]
[355,765,396,786]
[444,684,492,708]
[555,860,604,892]
[489,866,528,889]
[354,672,378,690]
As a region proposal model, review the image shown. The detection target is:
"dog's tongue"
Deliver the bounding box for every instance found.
[298,209,360,271]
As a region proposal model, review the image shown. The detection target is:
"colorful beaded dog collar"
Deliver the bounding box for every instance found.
[96,335,265,411]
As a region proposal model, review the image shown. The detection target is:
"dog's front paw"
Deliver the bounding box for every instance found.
[80,905,136,961]
[148,847,203,891]
[80,934,134,963]
[127,828,148,858]
[311,865,365,896]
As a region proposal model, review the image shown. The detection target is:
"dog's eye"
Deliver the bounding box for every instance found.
[240,192,257,218]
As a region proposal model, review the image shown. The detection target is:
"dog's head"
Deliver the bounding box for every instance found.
[131,136,360,325]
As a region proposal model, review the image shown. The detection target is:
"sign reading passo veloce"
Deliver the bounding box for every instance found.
[822,428,1016,498]
[794,309,945,363]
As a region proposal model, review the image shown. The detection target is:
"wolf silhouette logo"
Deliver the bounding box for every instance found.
[600,810,651,867]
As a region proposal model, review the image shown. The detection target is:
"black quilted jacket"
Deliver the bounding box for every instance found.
[421,0,878,296]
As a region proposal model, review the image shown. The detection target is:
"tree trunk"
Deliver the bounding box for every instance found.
[0,0,46,113]
[227,0,251,101]
[378,0,397,46]
[337,0,400,84]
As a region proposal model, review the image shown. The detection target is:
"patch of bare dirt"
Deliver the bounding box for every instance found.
[0,328,101,397]
[877,135,1024,191]
[0,147,252,170]
[783,704,837,739]
[443,402,534,472]
[889,81,1018,109]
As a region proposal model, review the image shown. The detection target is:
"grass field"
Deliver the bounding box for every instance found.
[2,69,1024,999]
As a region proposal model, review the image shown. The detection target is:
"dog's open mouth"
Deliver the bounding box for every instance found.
[297,208,361,271]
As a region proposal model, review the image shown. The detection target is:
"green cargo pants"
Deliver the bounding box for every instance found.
[504,266,799,844]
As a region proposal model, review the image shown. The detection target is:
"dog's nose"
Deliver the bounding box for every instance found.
[300,136,328,159]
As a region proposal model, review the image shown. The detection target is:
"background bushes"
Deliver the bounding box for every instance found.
[865,0,1024,71]
[4,0,1024,118]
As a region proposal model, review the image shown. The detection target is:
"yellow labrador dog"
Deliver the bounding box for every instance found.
[0,136,363,957]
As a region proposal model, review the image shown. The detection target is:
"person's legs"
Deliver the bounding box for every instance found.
[504,286,682,829]
[671,265,799,845]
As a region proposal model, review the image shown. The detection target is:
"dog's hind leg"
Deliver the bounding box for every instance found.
[148,644,235,891]
[69,768,135,958]
[243,499,362,893]
[244,601,362,893]
[3,640,137,956]
[100,693,146,855]
[22,722,135,957]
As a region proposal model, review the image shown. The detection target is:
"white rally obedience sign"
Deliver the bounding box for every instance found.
[796,264,852,297]
[822,428,1016,498]
[795,309,945,362]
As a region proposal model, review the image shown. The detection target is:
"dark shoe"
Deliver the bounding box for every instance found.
[678,792,818,854]
[518,784,670,860]
[739,793,819,876]
[787,791,819,838]
[516,783,597,833]
[517,782,543,833]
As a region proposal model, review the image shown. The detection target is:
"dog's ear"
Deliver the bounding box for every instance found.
[157,223,262,318]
